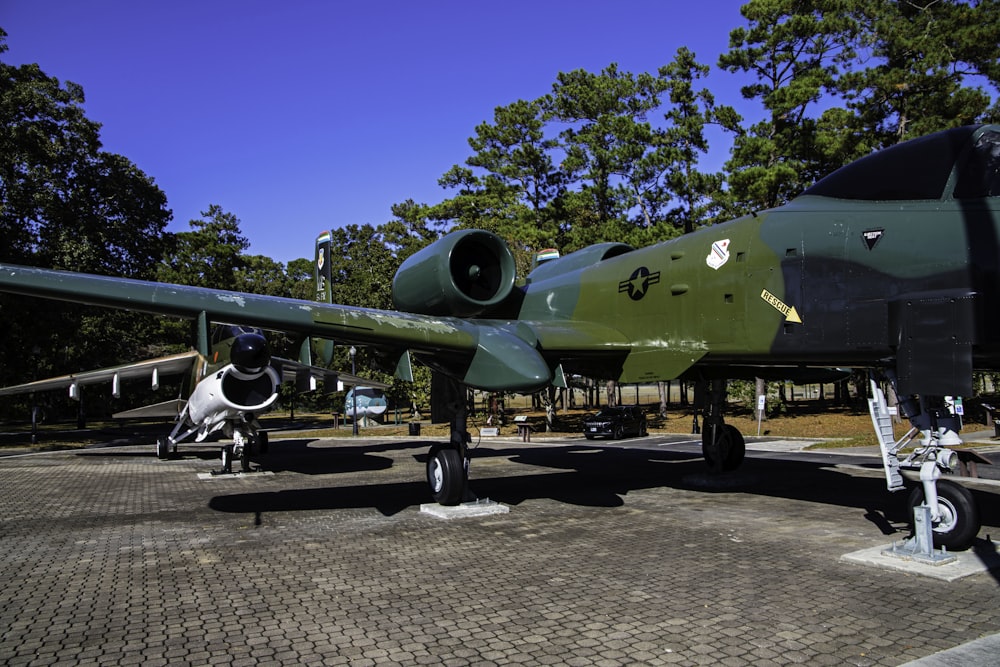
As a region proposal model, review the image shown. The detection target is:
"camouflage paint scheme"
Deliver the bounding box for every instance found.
[1,125,998,400]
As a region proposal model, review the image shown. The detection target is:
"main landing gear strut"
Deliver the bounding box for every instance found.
[425,379,474,505]
[697,379,746,473]
[868,376,981,551]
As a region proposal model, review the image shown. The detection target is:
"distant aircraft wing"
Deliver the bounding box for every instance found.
[270,356,391,392]
[112,398,188,419]
[0,350,201,398]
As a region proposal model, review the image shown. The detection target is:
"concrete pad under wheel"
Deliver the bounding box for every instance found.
[420,499,509,518]
[841,540,1000,581]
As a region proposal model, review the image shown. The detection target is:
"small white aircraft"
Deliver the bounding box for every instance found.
[0,323,386,472]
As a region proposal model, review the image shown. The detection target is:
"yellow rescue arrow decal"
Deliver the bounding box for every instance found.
[760,289,802,324]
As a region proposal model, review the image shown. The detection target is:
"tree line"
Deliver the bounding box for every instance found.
[1,0,999,420]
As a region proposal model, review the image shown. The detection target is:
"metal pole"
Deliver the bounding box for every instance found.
[350,346,358,437]
[30,348,39,444]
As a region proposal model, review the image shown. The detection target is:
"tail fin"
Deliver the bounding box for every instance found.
[315,230,333,304]
[315,230,335,365]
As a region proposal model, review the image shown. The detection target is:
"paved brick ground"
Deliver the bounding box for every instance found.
[1,435,998,666]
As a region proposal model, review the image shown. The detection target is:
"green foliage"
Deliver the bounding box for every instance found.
[837,0,1000,143]
[658,47,742,235]
[431,55,737,258]
[719,0,1000,213]
[285,257,315,301]
[157,205,249,289]
[234,254,292,297]
[547,64,672,230]
[728,379,782,415]
[719,0,860,210]
[0,30,172,418]
[0,34,99,265]
[325,223,397,309]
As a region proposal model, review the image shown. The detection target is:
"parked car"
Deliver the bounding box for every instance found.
[582,406,647,440]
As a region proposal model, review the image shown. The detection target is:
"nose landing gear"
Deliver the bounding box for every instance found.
[868,377,981,552]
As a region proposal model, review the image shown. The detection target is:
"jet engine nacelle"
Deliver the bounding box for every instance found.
[392,229,517,317]
[186,364,280,436]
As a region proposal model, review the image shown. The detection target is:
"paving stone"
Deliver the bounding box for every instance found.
[0,437,998,666]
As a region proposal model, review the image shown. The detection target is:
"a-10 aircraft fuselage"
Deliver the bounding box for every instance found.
[517,126,1000,399]
[531,194,998,397]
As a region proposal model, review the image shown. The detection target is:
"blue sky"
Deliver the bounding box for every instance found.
[2,1,755,264]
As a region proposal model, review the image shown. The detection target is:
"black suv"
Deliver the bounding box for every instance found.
[582,406,647,440]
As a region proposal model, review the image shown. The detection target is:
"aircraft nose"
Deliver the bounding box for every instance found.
[230,333,271,372]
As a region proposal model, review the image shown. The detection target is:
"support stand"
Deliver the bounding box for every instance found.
[882,504,957,565]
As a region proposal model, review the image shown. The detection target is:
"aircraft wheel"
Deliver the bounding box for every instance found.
[221,445,233,474]
[257,431,269,455]
[722,425,745,471]
[240,445,251,472]
[907,479,980,550]
[427,444,465,505]
[156,437,171,460]
[703,424,746,472]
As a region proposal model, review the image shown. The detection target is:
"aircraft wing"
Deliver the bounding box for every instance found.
[0,350,201,398]
[112,398,188,419]
[270,356,391,392]
[0,265,564,391]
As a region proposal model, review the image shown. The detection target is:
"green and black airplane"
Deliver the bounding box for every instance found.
[1,124,998,548]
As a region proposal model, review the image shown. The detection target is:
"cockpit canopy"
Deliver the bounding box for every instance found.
[212,324,265,345]
[803,125,1000,201]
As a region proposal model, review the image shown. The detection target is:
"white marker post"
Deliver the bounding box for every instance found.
[756,394,766,435]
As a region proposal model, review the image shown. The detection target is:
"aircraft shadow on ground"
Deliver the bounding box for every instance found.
[77,448,224,462]
[259,438,452,475]
[206,439,1000,546]
[73,437,419,472]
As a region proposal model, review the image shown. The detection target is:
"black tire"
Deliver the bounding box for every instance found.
[613,425,624,440]
[907,479,980,550]
[722,425,745,471]
[156,437,170,460]
[221,446,233,474]
[584,433,595,440]
[257,431,269,455]
[702,424,746,472]
[427,445,465,505]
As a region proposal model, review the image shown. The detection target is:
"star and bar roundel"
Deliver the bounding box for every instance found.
[618,266,661,301]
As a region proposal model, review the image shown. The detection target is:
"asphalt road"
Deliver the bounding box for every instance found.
[1,432,998,666]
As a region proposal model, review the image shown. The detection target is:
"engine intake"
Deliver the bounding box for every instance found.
[187,365,280,428]
[392,229,516,317]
